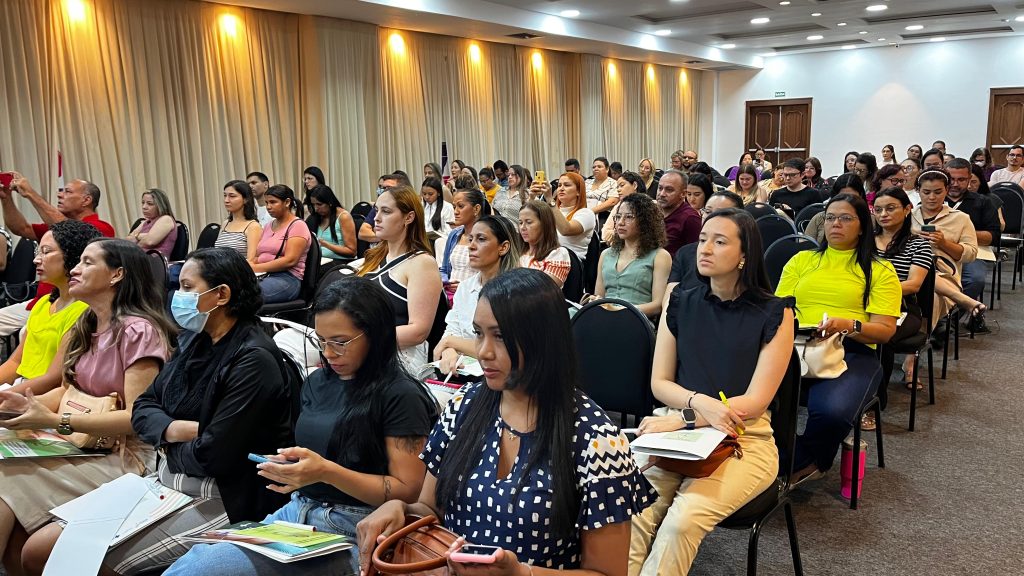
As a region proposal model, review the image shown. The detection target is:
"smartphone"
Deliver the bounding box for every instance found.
[449,544,501,564]
[921,225,936,232]
[248,453,297,465]
[0,410,24,421]
[0,173,13,189]
[535,170,546,182]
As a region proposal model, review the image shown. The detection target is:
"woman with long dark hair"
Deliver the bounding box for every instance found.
[307,184,356,263]
[519,200,572,287]
[420,177,454,241]
[251,185,311,304]
[776,194,901,486]
[804,157,825,191]
[870,164,904,205]
[881,144,897,166]
[356,268,654,575]
[901,157,922,206]
[0,239,174,565]
[854,152,880,194]
[601,171,647,243]
[631,209,794,573]
[728,164,762,205]
[164,276,437,576]
[216,180,261,260]
[491,164,531,223]
[438,188,489,298]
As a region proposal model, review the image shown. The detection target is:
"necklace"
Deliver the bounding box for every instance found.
[498,399,533,441]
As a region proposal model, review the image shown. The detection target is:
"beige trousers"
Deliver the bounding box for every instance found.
[629,414,779,576]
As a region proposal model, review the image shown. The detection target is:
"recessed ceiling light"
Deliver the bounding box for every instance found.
[811,12,822,17]
[751,17,771,24]
[837,22,847,26]
[559,9,580,18]
[654,29,672,36]
[877,38,886,41]
[905,24,924,30]
[930,37,946,42]
[859,30,868,34]
[721,43,737,49]
[841,44,857,50]
[779,1,790,5]
[866,4,888,11]
[1016,15,1024,22]
[807,34,823,40]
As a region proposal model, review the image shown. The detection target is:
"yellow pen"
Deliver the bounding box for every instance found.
[719,391,745,435]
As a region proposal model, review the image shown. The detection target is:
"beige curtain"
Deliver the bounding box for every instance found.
[0,0,702,240]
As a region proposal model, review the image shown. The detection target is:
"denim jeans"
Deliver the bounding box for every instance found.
[164,493,371,576]
[260,271,302,304]
[960,260,989,301]
[793,341,883,472]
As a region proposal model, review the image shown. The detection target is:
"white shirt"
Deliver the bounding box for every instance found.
[256,205,273,227]
[585,178,619,210]
[988,167,1024,187]
[558,207,596,261]
[444,272,483,339]
[424,201,455,237]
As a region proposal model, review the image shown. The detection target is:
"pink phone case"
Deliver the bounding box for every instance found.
[449,548,499,564]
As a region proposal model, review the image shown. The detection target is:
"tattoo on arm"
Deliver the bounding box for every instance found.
[383,476,392,501]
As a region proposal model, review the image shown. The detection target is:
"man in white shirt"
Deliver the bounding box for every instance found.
[246,171,274,226]
[988,144,1024,187]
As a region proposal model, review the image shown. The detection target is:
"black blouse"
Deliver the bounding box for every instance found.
[667,284,793,399]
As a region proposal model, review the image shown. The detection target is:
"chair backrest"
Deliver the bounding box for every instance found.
[745,202,777,220]
[351,201,373,220]
[992,185,1023,236]
[196,222,221,249]
[764,234,818,289]
[4,238,37,284]
[756,214,798,251]
[915,258,937,331]
[145,250,169,305]
[169,221,189,261]
[570,298,656,420]
[562,249,584,303]
[426,289,451,361]
[774,350,803,487]
[128,217,144,234]
[297,236,322,300]
[351,214,372,258]
[794,202,825,232]
[583,232,602,294]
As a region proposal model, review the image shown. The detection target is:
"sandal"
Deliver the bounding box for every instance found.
[860,412,876,431]
[904,379,923,390]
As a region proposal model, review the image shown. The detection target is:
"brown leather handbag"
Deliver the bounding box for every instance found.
[370,515,459,576]
[643,438,744,479]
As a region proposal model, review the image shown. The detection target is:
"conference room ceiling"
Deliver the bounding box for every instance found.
[217,0,1024,69]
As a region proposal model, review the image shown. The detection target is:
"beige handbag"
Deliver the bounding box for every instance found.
[57,385,123,450]
[793,332,848,379]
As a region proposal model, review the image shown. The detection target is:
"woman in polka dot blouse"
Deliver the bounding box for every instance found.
[357,268,654,575]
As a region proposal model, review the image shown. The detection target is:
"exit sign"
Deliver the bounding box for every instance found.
[774,91,786,98]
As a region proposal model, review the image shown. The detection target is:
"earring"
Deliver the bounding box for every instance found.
[738,259,745,270]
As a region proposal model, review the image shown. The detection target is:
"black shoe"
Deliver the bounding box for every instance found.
[960,316,991,335]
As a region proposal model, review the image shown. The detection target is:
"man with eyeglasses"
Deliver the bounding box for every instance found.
[769,158,820,218]
[988,144,1024,187]
[681,151,699,171]
[946,158,1000,332]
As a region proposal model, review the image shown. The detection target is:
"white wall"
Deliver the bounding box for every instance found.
[708,35,1024,176]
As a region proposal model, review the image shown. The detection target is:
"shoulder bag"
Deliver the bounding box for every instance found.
[793,332,847,379]
[370,515,458,576]
[57,384,123,450]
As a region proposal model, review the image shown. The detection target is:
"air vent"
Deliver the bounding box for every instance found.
[634,2,764,24]
[772,39,870,52]
[718,23,829,40]
[863,5,997,24]
[901,26,1012,39]
[506,32,541,39]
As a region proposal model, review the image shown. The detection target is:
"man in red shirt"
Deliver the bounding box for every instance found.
[0,173,116,335]
[656,170,702,256]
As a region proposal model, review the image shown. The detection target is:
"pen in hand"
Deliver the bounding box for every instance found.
[719,391,745,435]
[442,354,463,385]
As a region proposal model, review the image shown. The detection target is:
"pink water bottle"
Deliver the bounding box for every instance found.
[840,437,868,500]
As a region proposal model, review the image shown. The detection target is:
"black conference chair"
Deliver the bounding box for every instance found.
[583,232,601,294]
[570,298,655,427]
[1,238,38,308]
[764,234,818,289]
[756,215,798,255]
[793,203,825,233]
[145,251,169,307]
[351,214,372,259]
[195,223,221,250]
[850,391,885,510]
[127,217,145,234]
[350,201,373,221]
[991,183,1022,292]
[258,238,321,323]
[718,350,803,575]
[562,249,584,303]
[881,259,936,432]
[169,221,190,261]
[745,202,777,220]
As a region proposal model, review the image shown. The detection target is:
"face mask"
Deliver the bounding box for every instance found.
[171,286,220,332]
[975,161,985,167]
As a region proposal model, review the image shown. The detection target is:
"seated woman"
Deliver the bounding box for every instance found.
[593,194,671,318]
[776,194,901,485]
[0,239,174,567]
[0,220,101,395]
[438,188,489,298]
[490,164,531,223]
[535,172,597,262]
[638,158,659,198]
[251,185,312,304]
[585,157,619,215]
[358,185,443,371]
[900,157,922,207]
[434,215,521,374]
[804,173,866,244]
[602,172,647,243]
[356,268,654,575]
[164,276,438,576]
[870,164,903,206]
[630,208,794,574]
[20,247,296,576]
[215,180,262,261]
[728,164,763,206]
[518,200,572,288]
[307,184,356,267]
[126,188,178,258]
[684,173,714,216]
[421,177,454,242]
[723,152,760,181]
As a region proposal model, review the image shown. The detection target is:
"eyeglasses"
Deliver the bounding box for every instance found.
[310,332,365,356]
[611,213,636,222]
[873,205,902,215]
[683,156,697,161]
[888,177,905,186]
[34,247,58,257]
[824,214,857,224]
[1006,153,1023,159]
[901,166,915,173]
[781,172,802,179]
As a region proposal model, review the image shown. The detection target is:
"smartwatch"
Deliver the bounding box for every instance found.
[681,408,697,430]
[851,319,862,335]
[57,413,74,436]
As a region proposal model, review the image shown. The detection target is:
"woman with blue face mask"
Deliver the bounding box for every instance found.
[20,247,299,575]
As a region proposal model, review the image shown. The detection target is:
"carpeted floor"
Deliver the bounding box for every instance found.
[690,271,1024,575]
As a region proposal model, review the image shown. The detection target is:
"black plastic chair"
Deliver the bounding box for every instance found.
[882,259,936,432]
[169,221,189,261]
[128,217,144,234]
[563,249,584,303]
[718,350,803,575]
[745,202,777,220]
[145,251,169,306]
[1,238,38,307]
[793,203,825,233]
[258,238,321,323]
[570,298,655,427]
[764,234,818,290]
[583,232,601,294]
[756,215,798,251]
[351,214,372,259]
[991,183,1022,293]
[350,201,373,221]
[195,223,221,250]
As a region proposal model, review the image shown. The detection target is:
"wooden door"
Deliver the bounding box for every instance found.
[987,88,1024,165]
[746,98,812,168]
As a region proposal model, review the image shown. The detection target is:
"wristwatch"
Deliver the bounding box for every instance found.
[681,408,697,430]
[851,319,863,335]
[57,413,74,435]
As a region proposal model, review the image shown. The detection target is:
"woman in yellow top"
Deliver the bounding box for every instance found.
[0,220,102,395]
[775,193,901,486]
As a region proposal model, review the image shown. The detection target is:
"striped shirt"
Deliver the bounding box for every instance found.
[877,235,933,281]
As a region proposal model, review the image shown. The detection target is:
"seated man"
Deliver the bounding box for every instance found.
[988,144,1024,187]
[655,170,701,257]
[945,158,1000,332]
[769,158,821,218]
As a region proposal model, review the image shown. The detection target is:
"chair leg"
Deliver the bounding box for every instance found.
[850,414,862,510]
[874,402,884,468]
[908,353,919,432]
[746,521,762,576]
[784,502,804,576]
[954,309,961,357]
[927,346,936,405]
[941,317,950,379]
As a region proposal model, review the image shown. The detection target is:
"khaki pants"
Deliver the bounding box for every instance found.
[629,414,779,576]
